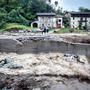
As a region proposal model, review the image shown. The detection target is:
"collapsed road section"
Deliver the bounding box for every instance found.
[0,34,90,55]
[0,33,90,90]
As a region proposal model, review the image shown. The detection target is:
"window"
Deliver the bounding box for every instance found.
[58,19,61,22]
[57,19,61,24]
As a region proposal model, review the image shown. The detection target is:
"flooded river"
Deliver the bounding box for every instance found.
[0,74,90,90]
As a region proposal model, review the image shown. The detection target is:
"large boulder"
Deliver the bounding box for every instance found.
[0,57,23,69]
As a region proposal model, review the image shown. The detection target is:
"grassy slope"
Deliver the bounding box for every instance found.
[0,23,37,32]
[0,23,86,34]
[54,28,85,34]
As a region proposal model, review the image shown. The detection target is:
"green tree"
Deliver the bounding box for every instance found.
[79,7,90,12]
[54,1,58,7]
[30,0,54,13]
[55,7,63,15]
[0,0,54,28]
[0,8,7,28]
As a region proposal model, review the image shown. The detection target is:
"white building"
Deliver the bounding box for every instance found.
[70,12,90,29]
[37,13,55,28]
[31,13,63,29]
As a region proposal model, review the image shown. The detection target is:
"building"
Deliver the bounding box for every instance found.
[55,15,63,28]
[37,13,55,28]
[31,13,63,29]
[70,12,90,29]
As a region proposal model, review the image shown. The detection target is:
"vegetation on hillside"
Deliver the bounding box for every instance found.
[0,0,90,32]
[0,23,33,32]
[0,0,54,30]
[79,7,90,12]
[54,28,85,34]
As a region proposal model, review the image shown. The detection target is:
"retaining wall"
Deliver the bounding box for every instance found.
[0,35,90,56]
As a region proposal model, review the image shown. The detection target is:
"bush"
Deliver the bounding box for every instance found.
[69,28,74,33]
[0,8,7,28]
[0,14,6,28]
[7,9,29,25]
[0,20,6,28]
[2,23,32,32]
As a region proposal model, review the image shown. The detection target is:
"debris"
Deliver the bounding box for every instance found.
[63,54,80,62]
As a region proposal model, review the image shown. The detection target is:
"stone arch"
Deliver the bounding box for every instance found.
[31,21,38,28]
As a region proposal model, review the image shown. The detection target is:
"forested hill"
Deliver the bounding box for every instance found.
[0,0,54,28]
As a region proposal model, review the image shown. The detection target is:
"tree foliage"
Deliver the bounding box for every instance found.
[0,0,54,28]
[79,7,90,12]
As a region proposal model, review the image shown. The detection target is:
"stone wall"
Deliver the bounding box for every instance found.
[0,35,90,56]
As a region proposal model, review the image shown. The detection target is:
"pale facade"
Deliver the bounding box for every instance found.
[71,17,80,28]
[70,12,90,29]
[38,15,54,28]
[31,13,63,29]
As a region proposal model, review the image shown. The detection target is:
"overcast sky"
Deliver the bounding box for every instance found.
[51,0,90,11]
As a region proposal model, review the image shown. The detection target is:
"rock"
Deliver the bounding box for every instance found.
[64,54,71,57]
[78,56,88,64]
[63,54,80,62]
[33,88,41,90]
[6,86,12,89]
[0,60,5,67]
[63,54,87,64]
[0,81,5,89]
[0,57,13,67]
[4,57,13,64]
[8,64,23,69]
[73,55,79,59]
[0,57,23,69]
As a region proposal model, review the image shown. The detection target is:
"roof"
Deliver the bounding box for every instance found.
[55,15,64,18]
[37,13,55,16]
[70,12,90,17]
[70,12,90,14]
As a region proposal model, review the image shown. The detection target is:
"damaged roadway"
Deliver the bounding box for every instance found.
[0,33,90,90]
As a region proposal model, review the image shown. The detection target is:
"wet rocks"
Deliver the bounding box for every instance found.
[0,60,5,67]
[63,54,88,64]
[8,64,23,69]
[0,57,23,69]
[0,57,12,67]
[63,54,80,62]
